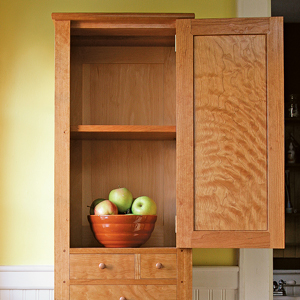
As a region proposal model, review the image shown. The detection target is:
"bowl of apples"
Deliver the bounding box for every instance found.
[88,188,157,248]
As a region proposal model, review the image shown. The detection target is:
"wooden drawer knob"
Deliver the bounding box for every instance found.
[99,263,106,269]
[120,297,126,300]
[156,262,163,269]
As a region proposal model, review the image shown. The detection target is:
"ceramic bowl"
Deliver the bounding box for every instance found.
[88,214,157,248]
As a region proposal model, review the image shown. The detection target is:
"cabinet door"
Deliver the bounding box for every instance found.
[176,17,285,248]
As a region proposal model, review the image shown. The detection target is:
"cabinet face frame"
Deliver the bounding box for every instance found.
[53,13,194,300]
[176,17,285,249]
[54,19,71,300]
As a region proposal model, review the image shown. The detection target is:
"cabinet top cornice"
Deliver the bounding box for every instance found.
[52,12,195,22]
[51,13,195,43]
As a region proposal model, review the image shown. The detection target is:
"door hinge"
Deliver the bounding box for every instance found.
[175,35,176,52]
[175,215,177,233]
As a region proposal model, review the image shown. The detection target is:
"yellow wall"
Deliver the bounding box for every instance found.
[193,248,238,266]
[0,0,236,265]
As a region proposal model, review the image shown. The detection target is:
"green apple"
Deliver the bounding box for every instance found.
[131,196,157,215]
[108,187,133,213]
[89,198,105,215]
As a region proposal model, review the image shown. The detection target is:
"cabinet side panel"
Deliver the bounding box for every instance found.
[194,35,268,231]
[54,20,71,300]
[70,47,83,126]
[163,140,176,246]
[70,140,83,248]
[163,47,176,125]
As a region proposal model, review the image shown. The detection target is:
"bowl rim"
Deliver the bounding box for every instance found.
[89,214,157,217]
[88,214,157,221]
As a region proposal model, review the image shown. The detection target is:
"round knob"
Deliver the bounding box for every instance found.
[99,263,106,269]
[120,297,126,300]
[156,262,163,269]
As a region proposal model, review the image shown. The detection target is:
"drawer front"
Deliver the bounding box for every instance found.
[140,254,177,279]
[70,284,176,300]
[70,254,135,279]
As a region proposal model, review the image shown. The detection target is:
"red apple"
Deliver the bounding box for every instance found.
[89,198,105,215]
[94,200,118,216]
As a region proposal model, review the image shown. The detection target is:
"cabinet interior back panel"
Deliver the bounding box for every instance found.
[70,140,176,248]
[193,35,268,231]
[85,63,164,125]
[70,46,176,126]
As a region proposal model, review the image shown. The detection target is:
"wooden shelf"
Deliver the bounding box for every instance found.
[70,125,176,140]
[70,247,177,254]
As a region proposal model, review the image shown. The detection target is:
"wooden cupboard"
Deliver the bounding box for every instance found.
[52,13,284,299]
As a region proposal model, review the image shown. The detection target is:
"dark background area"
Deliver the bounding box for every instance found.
[272,0,300,270]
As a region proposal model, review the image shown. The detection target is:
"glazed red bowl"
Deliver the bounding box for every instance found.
[88,214,157,248]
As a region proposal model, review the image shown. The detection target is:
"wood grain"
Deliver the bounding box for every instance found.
[71,46,176,126]
[268,17,285,248]
[135,254,141,279]
[53,12,194,46]
[70,254,135,280]
[54,13,192,300]
[70,248,177,254]
[52,13,195,41]
[70,140,83,247]
[54,20,71,300]
[140,254,177,279]
[191,17,270,35]
[70,284,177,300]
[69,279,177,285]
[72,46,170,65]
[177,249,192,300]
[176,17,284,248]
[89,63,164,125]
[70,125,176,140]
[190,231,271,248]
[69,45,176,248]
[80,140,176,247]
[175,19,194,249]
[194,34,267,231]
[163,140,176,246]
[52,12,195,22]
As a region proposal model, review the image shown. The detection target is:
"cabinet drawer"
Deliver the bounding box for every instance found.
[140,254,177,279]
[70,254,135,279]
[70,284,176,300]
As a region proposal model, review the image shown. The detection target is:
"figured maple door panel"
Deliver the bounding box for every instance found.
[176,17,284,248]
[194,35,267,231]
